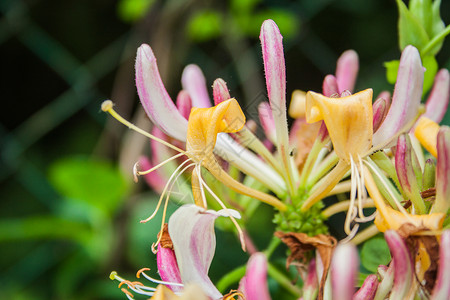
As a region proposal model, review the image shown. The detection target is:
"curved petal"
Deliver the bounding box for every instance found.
[181,64,211,108]
[335,50,359,94]
[258,101,276,144]
[373,45,424,149]
[168,205,239,299]
[322,75,339,97]
[136,44,188,141]
[384,230,414,300]
[425,69,450,123]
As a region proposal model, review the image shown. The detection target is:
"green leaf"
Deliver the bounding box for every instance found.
[409,0,434,37]
[422,55,438,95]
[187,10,223,42]
[360,237,391,273]
[384,60,400,84]
[396,0,430,51]
[48,156,129,214]
[117,0,155,23]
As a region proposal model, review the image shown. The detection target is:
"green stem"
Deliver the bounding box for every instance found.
[421,24,450,57]
[298,139,325,189]
[268,263,302,297]
[306,152,339,188]
[263,236,281,259]
[216,265,246,293]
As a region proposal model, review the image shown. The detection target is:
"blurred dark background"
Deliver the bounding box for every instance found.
[1,0,449,299]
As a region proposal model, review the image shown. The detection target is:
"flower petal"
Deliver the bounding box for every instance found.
[140,156,167,194]
[181,64,211,108]
[414,116,440,157]
[335,50,359,93]
[176,90,192,120]
[331,243,358,300]
[135,44,188,141]
[168,204,236,299]
[258,101,276,144]
[424,69,450,123]
[384,230,414,300]
[432,126,450,213]
[212,78,231,105]
[373,45,424,149]
[353,274,378,300]
[395,134,426,213]
[239,253,271,300]
[157,244,183,292]
[431,230,450,299]
[303,258,318,300]
[322,75,339,97]
[372,97,389,133]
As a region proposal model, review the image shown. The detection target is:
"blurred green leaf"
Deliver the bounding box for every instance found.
[117,0,155,23]
[48,156,129,214]
[384,59,400,84]
[396,0,430,51]
[360,237,391,273]
[245,9,299,39]
[187,11,223,42]
[0,216,90,243]
[422,55,438,95]
[231,0,261,13]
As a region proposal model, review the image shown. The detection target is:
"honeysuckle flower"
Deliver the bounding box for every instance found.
[300,45,426,237]
[330,243,358,300]
[111,204,240,299]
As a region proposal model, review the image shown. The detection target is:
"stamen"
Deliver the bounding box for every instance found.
[140,158,195,224]
[223,290,245,300]
[137,268,184,287]
[101,100,185,154]
[134,152,189,179]
[151,161,198,252]
[199,174,246,252]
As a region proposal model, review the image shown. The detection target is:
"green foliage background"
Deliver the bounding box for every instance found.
[1,0,449,299]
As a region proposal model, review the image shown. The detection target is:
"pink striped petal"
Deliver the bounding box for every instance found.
[331,243,358,300]
[258,101,276,143]
[425,69,450,123]
[373,46,424,149]
[395,134,423,213]
[135,44,188,141]
[335,50,359,94]
[212,78,231,105]
[431,230,450,299]
[239,253,271,300]
[372,97,389,133]
[322,75,339,97]
[376,91,391,107]
[176,90,192,120]
[156,244,183,292]
[181,64,211,108]
[433,126,450,213]
[260,19,290,156]
[384,230,414,299]
[168,204,240,299]
[353,274,378,300]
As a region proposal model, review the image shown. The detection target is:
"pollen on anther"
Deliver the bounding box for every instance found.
[101,100,113,112]
[136,267,151,278]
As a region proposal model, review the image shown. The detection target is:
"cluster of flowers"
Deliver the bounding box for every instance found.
[103,2,450,299]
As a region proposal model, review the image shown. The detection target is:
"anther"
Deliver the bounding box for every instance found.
[136,268,151,279]
[133,162,140,183]
[121,288,134,298]
[109,271,118,280]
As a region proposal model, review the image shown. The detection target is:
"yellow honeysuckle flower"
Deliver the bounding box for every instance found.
[186,98,286,211]
[414,116,440,157]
